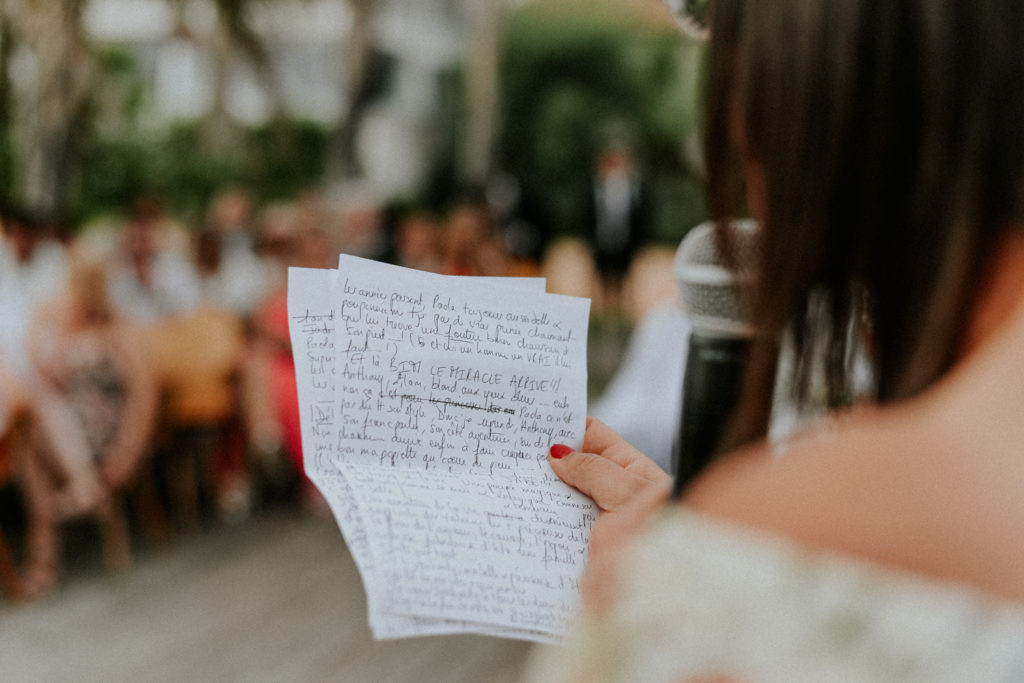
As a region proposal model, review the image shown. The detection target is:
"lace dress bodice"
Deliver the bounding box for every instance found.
[524,510,1024,682]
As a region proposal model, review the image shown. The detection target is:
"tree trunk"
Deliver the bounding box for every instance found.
[9,0,92,215]
[327,0,374,183]
[459,0,502,187]
[200,0,289,157]
[202,15,237,154]
[0,3,15,203]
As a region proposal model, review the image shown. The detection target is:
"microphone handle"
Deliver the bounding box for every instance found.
[671,333,751,498]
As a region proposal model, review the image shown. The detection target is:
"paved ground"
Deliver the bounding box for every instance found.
[0,509,535,683]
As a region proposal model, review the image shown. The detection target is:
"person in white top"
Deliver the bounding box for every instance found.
[107,198,200,322]
[527,0,1024,679]
[0,208,68,379]
[197,187,271,317]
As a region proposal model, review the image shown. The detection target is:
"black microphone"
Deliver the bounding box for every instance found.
[670,219,759,497]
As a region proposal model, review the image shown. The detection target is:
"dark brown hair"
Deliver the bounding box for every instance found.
[705,1,1024,448]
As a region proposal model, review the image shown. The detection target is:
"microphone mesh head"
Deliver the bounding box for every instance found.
[672,219,760,337]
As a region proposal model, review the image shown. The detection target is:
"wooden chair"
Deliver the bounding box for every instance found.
[148,307,246,528]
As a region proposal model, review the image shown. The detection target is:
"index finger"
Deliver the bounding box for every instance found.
[549,447,667,512]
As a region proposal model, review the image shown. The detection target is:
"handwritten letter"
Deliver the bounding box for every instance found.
[289,257,594,642]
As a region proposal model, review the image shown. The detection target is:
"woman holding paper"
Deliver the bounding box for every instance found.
[526,0,1024,679]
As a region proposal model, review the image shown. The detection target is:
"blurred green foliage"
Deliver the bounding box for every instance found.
[500,1,707,245]
[77,120,329,226]
[80,120,330,225]
[5,3,708,238]
[74,46,329,226]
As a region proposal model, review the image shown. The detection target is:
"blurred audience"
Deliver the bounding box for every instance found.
[0,179,613,602]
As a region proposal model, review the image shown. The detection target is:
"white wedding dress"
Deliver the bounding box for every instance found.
[524,510,1024,682]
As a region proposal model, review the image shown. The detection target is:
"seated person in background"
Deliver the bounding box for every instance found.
[0,206,69,382]
[2,346,101,593]
[147,301,248,527]
[439,202,492,277]
[526,0,1024,680]
[108,197,200,322]
[589,300,690,473]
[392,210,442,273]
[1,350,106,600]
[0,352,103,512]
[242,218,331,513]
[198,187,271,318]
[20,248,157,596]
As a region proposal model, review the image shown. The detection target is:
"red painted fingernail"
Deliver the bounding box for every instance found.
[550,444,572,459]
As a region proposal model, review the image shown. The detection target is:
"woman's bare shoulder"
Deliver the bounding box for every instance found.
[682,403,1024,602]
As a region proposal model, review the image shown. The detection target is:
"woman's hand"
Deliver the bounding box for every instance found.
[548,416,672,613]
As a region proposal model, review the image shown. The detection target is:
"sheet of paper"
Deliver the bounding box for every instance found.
[330,255,594,639]
[288,258,595,642]
[288,267,561,641]
[341,462,595,635]
[289,268,456,638]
